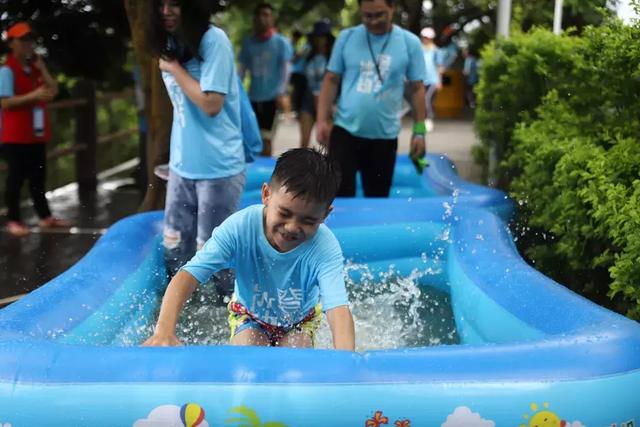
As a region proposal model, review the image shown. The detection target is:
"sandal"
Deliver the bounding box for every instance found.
[5,221,31,237]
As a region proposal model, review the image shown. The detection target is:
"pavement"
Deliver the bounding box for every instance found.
[0,113,481,305]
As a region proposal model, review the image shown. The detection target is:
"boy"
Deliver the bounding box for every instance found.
[143,148,355,350]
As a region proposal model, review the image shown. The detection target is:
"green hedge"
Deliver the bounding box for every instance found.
[476,19,640,318]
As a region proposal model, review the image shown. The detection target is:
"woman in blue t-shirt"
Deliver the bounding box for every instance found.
[299,20,335,149]
[149,0,247,290]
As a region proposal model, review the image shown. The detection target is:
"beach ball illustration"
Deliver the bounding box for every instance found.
[180,403,205,427]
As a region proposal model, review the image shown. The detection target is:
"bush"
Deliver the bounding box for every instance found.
[504,19,640,318]
[475,28,582,186]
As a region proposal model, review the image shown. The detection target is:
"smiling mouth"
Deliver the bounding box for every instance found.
[280,231,298,242]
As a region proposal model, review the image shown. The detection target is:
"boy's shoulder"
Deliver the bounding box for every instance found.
[311,223,341,251]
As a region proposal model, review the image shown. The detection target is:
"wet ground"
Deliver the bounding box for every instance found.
[0,177,144,303]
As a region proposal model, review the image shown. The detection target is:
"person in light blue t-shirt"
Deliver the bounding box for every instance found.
[150,0,246,283]
[143,149,355,350]
[238,2,293,156]
[420,27,442,132]
[316,0,427,198]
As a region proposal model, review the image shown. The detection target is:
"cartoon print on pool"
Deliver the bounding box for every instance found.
[520,402,585,427]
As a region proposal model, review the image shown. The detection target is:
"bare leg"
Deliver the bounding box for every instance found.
[231,328,271,346]
[299,111,314,148]
[277,330,313,349]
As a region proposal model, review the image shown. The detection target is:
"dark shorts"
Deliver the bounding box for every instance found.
[250,100,277,131]
[290,72,307,113]
[299,88,316,116]
[328,126,398,197]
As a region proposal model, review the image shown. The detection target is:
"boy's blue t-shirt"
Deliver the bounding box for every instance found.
[327,24,426,139]
[182,204,349,327]
[239,33,293,102]
[162,26,245,180]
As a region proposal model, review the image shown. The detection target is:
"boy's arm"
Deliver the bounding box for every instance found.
[326,305,355,351]
[141,270,199,346]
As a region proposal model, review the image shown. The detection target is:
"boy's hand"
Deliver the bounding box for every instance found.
[141,332,182,347]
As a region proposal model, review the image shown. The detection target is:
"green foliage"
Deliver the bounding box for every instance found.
[495,18,640,318]
[225,405,288,427]
[475,28,582,185]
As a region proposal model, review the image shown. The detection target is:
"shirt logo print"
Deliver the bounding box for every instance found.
[277,288,303,314]
[356,54,391,94]
[163,74,186,128]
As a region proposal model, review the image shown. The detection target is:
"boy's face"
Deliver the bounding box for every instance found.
[261,183,332,253]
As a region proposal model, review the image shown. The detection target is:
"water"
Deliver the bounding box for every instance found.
[127,264,458,351]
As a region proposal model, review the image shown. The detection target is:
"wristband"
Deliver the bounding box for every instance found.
[413,121,426,135]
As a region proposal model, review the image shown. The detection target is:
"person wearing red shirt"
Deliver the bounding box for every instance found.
[0,22,68,237]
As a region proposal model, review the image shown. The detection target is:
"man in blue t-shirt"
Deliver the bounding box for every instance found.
[143,148,355,350]
[316,0,427,197]
[239,2,293,157]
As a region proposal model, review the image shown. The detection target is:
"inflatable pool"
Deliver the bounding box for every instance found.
[1,156,639,426]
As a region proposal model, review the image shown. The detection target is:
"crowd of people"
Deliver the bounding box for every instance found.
[0,0,481,352]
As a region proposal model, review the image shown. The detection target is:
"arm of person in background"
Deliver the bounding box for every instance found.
[315,71,340,146]
[159,58,224,117]
[276,36,294,111]
[276,60,291,110]
[408,80,427,160]
[33,55,58,95]
[141,270,200,346]
[0,65,56,110]
[326,305,355,351]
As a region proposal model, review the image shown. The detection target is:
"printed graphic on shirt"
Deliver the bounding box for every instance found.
[356,54,391,94]
[163,74,186,128]
[277,288,303,314]
[249,287,304,325]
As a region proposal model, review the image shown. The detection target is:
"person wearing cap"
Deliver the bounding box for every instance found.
[298,20,335,149]
[316,0,427,197]
[0,22,68,237]
[436,25,458,74]
[420,27,441,132]
[238,2,293,156]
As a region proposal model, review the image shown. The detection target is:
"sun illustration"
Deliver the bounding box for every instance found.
[519,402,564,427]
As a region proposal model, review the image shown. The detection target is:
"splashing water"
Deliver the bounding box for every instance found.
[117,265,458,350]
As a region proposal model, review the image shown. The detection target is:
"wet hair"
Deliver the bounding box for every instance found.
[254,2,274,17]
[358,0,395,6]
[270,148,341,206]
[149,0,212,62]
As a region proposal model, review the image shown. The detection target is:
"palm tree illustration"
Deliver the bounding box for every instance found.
[225,405,288,427]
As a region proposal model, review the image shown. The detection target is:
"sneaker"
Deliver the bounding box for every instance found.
[39,217,71,229]
[425,119,434,133]
[5,221,31,237]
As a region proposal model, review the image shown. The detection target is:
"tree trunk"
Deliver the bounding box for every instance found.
[124,0,172,212]
[401,0,424,35]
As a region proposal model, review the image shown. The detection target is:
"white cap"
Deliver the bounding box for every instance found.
[420,27,436,39]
